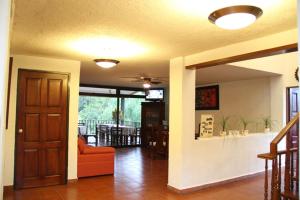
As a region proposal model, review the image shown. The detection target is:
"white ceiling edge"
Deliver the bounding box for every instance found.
[232,51,298,74]
[196,64,280,85]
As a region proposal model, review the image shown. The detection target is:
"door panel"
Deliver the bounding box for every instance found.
[25,114,40,142]
[23,149,39,178]
[25,78,42,106]
[15,70,68,189]
[46,114,61,141]
[47,79,62,106]
[46,148,60,176]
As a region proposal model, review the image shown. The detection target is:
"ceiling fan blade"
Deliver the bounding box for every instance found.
[152,77,168,79]
[151,81,162,84]
[131,80,144,83]
[120,76,141,79]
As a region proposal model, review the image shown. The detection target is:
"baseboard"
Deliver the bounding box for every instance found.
[167,171,265,194]
[3,185,13,193]
[68,178,78,184]
[3,179,78,191]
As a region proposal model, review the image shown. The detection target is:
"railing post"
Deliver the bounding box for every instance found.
[284,138,291,195]
[265,159,269,200]
[291,151,294,191]
[278,154,282,196]
[271,158,279,200]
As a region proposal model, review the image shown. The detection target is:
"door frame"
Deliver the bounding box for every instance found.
[286,86,299,123]
[14,69,70,188]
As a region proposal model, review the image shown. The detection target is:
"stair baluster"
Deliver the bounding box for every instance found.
[258,113,299,200]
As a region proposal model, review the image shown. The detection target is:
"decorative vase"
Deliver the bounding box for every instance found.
[242,130,249,136]
[264,128,270,133]
[220,131,226,136]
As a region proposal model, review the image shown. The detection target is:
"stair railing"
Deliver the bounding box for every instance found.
[258,113,299,200]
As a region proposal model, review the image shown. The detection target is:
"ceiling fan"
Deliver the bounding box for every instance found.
[120,75,167,88]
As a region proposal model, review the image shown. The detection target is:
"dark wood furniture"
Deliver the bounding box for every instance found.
[148,128,169,159]
[141,102,165,147]
[15,70,69,189]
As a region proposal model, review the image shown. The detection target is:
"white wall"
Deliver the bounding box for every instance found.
[169,28,298,191]
[3,55,80,186]
[233,52,298,129]
[195,78,272,134]
[168,57,195,189]
[0,0,12,199]
[181,133,283,189]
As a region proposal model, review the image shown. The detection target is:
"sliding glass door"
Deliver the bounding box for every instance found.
[78,96,118,144]
[78,86,147,147]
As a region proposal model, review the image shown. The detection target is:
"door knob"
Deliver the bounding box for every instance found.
[18,129,23,133]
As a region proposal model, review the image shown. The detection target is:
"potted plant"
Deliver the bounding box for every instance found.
[112,108,123,123]
[240,117,250,135]
[262,116,272,133]
[219,115,230,136]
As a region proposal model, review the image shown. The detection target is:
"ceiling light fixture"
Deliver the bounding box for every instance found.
[94,59,120,69]
[208,5,263,30]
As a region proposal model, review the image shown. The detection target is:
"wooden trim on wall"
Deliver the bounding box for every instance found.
[3,185,14,194]
[186,43,298,70]
[5,57,13,129]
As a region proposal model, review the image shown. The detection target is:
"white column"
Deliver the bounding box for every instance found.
[270,76,284,130]
[168,57,195,189]
[0,0,11,199]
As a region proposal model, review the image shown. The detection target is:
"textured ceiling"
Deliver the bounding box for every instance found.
[11,0,296,87]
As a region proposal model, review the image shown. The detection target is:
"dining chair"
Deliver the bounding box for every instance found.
[131,127,141,145]
[110,127,123,147]
[96,124,109,146]
[79,124,98,146]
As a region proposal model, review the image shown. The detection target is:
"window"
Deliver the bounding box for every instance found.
[79,86,116,95]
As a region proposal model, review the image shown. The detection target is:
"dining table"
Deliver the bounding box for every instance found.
[101,124,137,146]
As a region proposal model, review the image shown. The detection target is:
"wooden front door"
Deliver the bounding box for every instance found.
[15,70,69,189]
[287,87,299,148]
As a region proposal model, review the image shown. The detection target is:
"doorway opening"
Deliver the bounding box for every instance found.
[78,85,148,148]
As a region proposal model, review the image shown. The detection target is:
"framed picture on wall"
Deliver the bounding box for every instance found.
[195,85,219,110]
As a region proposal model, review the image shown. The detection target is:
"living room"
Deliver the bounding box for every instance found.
[0,1,299,200]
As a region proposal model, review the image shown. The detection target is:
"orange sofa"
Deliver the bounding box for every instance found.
[77,136,115,178]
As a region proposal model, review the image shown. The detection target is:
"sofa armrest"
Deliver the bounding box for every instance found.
[82,146,115,154]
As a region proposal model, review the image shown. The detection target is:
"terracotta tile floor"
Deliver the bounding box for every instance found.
[4,147,264,200]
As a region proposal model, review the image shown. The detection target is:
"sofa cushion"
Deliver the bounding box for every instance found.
[82,146,115,154]
[78,137,86,153]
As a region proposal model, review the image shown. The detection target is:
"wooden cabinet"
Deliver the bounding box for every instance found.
[141,102,165,147]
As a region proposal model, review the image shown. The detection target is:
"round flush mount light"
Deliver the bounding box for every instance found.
[94,59,120,69]
[208,5,263,30]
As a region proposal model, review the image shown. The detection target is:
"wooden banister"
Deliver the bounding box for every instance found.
[257,148,298,160]
[269,113,299,155]
[258,112,299,200]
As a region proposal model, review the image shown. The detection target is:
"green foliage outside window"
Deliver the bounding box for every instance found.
[79,96,144,124]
